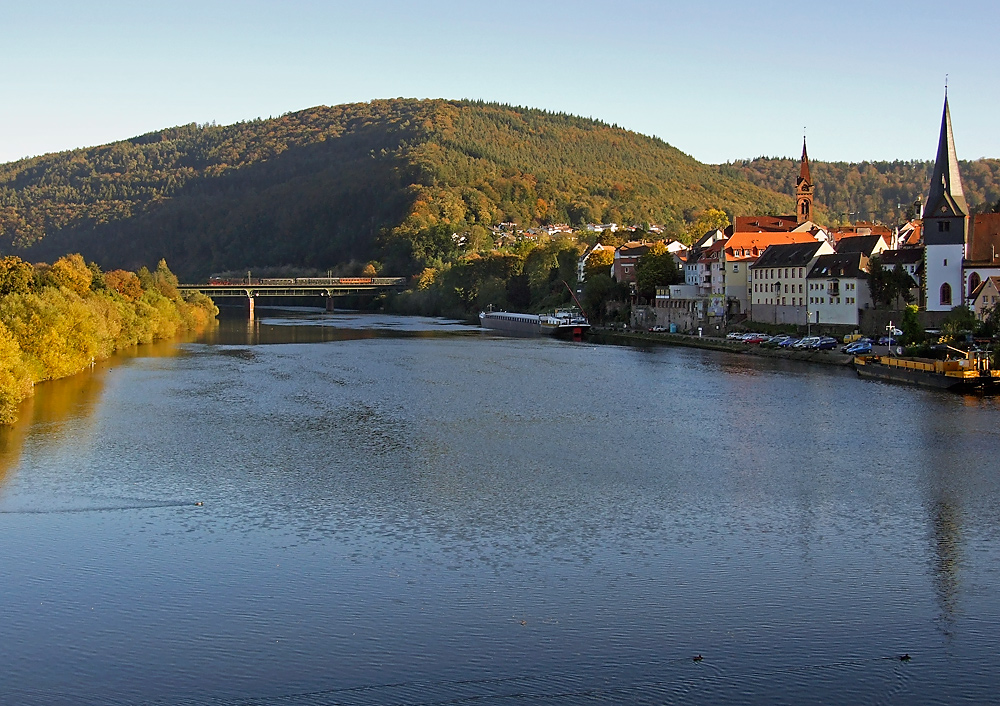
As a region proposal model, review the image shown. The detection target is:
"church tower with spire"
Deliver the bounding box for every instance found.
[795,138,813,224]
[923,92,968,312]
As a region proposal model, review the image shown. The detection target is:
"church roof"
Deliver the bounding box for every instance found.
[968,214,1000,264]
[923,95,968,218]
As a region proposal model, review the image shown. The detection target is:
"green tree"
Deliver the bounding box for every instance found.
[635,241,679,301]
[889,264,916,309]
[581,273,617,322]
[899,304,924,345]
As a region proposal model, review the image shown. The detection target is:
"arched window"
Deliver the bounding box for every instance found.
[800,201,809,215]
[969,272,982,293]
[940,282,952,307]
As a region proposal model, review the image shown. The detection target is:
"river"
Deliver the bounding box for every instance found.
[2,312,1000,705]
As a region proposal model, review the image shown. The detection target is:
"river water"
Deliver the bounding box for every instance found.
[2,312,1000,705]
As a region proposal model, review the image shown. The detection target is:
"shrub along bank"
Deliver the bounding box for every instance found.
[0,254,218,424]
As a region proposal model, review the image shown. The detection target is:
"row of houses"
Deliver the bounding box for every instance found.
[587,95,1000,334]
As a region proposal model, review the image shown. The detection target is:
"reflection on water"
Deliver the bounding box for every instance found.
[3,312,1000,705]
[0,338,188,494]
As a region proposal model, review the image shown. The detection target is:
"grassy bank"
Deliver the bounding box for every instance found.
[0,255,218,424]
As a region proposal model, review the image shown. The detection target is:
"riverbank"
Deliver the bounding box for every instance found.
[0,256,218,425]
[589,328,855,366]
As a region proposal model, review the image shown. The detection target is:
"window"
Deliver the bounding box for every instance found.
[970,272,982,292]
[733,265,739,273]
[938,221,951,232]
[784,284,788,293]
[943,259,948,266]
[782,297,786,305]
[940,283,952,306]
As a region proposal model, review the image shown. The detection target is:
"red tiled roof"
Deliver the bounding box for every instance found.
[968,214,1000,264]
[731,215,799,233]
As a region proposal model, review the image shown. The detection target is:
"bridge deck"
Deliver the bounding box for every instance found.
[179,281,406,298]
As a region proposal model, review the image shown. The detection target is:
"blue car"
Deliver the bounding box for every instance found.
[844,340,873,355]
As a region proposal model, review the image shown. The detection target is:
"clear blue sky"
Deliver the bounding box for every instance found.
[2,0,997,165]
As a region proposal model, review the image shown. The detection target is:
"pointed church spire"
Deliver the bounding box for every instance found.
[924,94,968,218]
[799,136,811,184]
[795,136,813,224]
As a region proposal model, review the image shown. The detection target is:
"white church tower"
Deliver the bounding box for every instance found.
[923,92,968,312]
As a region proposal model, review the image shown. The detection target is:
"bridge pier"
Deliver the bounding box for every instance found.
[247,292,255,320]
[325,296,335,313]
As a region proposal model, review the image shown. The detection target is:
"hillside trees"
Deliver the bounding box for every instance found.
[2,99,793,279]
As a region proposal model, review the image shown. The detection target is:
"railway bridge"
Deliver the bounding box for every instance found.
[178,277,407,318]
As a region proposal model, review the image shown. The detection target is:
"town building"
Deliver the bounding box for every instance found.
[969,276,1000,320]
[653,284,705,332]
[806,252,872,326]
[611,241,651,284]
[722,229,823,316]
[749,240,835,325]
[964,213,1000,303]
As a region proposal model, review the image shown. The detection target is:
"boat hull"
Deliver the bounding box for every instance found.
[481,310,590,340]
[479,312,540,336]
[855,359,998,394]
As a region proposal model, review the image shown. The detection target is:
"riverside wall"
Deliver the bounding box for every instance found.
[590,328,854,367]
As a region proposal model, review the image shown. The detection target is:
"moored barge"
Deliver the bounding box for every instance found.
[854,350,999,393]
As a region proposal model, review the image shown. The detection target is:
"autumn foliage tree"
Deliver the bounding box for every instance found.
[0,256,218,425]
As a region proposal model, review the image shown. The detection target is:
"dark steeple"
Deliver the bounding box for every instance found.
[924,93,968,219]
[795,136,813,224]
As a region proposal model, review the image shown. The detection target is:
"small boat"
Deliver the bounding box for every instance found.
[854,347,999,394]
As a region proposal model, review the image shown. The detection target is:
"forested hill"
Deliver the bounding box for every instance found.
[721,157,1000,225]
[0,99,792,279]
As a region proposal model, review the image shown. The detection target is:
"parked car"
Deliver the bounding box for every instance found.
[843,333,864,344]
[726,332,745,340]
[743,333,770,344]
[778,337,801,348]
[877,336,898,346]
[844,340,873,355]
[842,338,872,353]
[815,336,839,350]
[649,326,666,332]
[793,336,821,349]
